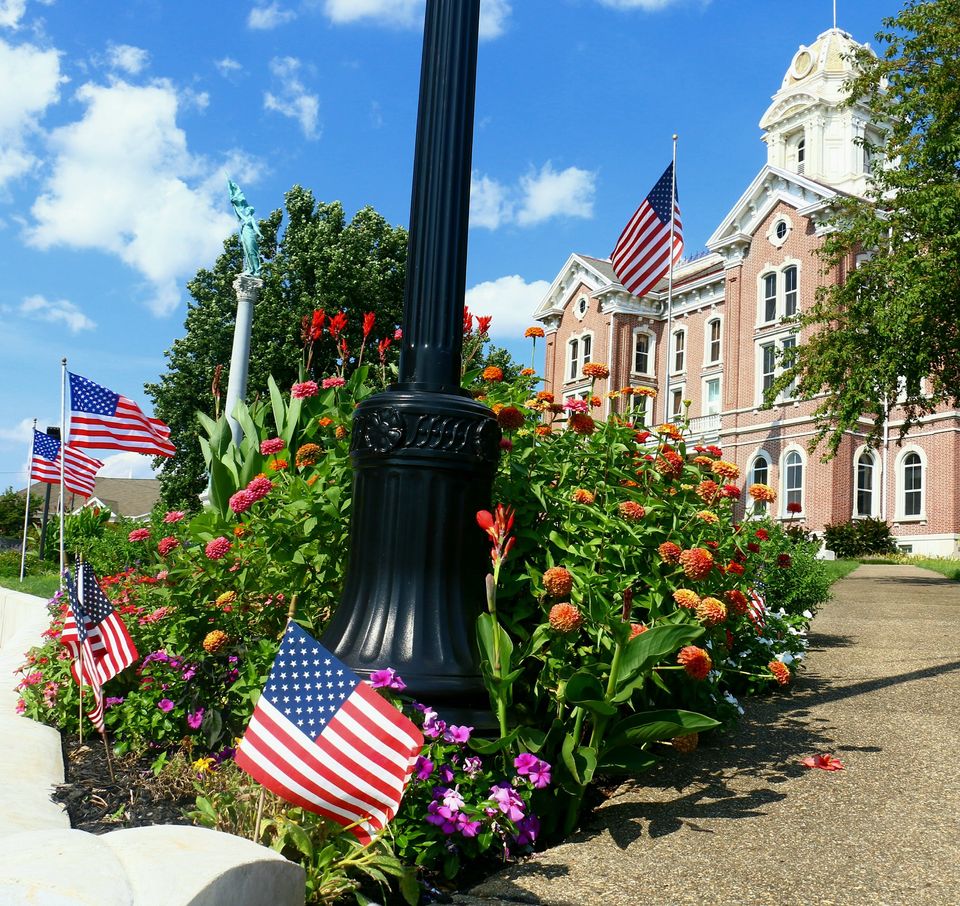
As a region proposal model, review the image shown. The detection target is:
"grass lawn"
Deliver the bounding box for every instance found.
[0,573,60,598]
[860,555,960,581]
[823,559,860,584]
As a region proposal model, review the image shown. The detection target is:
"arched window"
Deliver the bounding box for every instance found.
[902,452,923,518]
[581,333,593,369]
[784,265,798,317]
[672,329,685,373]
[856,450,876,518]
[763,273,777,322]
[783,450,803,514]
[567,338,579,381]
[707,318,721,364]
[750,453,771,515]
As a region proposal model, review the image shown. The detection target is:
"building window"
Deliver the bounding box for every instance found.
[670,387,684,417]
[797,137,806,173]
[582,333,592,370]
[704,377,721,415]
[903,452,923,518]
[758,334,799,404]
[567,338,579,381]
[750,454,771,514]
[784,265,798,317]
[761,342,777,394]
[577,297,588,317]
[781,336,797,397]
[763,273,777,322]
[707,318,721,364]
[856,450,876,518]
[672,329,685,373]
[775,220,788,240]
[783,450,803,514]
[630,389,653,425]
[634,332,650,374]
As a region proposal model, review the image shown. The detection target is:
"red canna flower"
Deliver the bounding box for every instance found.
[476,504,515,567]
[328,311,348,340]
[476,315,492,334]
[310,309,326,341]
[378,337,392,363]
[362,311,376,338]
[463,306,474,334]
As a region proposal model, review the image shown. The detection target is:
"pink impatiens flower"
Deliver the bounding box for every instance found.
[158,699,175,712]
[187,708,205,730]
[205,537,232,560]
[369,667,406,691]
[291,381,319,399]
[514,752,552,789]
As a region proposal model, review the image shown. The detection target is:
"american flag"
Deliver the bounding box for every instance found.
[60,562,139,731]
[235,622,424,845]
[610,162,684,299]
[68,372,175,458]
[30,429,103,498]
[747,586,767,632]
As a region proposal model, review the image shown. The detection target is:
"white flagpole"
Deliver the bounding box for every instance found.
[663,135,679,423]
[59,358,67,585]
[19,419,37,582]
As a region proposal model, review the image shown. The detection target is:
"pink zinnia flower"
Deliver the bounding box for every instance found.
[260,437,285,455]
[291,381,319,399]
[246,476,273,501]
[157,536,179,556]
[128,528,151,542]
[322,376,346,390]
[563,398,589,414]
[205,537,231,560]
[163,511,185,524]
[229,489,255,514]
[15,699,25,715]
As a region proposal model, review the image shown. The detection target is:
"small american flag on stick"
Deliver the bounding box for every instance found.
[68,372,175,458]
[747,586,767,632]
[235,621,423,845]
[610,162,684,299]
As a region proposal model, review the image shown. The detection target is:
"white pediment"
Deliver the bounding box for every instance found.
[707,165,838,254]
[533,253,616,321]
[759,91,821,130]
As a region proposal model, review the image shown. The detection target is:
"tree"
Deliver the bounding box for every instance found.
[146,186,408,509]
[0,486,40,539]
[779,0,960,454]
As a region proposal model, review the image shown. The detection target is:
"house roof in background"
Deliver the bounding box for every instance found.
[20,478,161,521]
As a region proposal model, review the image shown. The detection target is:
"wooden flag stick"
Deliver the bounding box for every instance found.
[100,728,115,783]
[252,786,266,842]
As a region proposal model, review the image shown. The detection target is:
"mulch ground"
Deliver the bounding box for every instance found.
[53,733,195,834]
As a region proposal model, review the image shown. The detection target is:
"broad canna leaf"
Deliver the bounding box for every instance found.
[617,623,704,689]
[606,709,720,747]
[597,743,658,776]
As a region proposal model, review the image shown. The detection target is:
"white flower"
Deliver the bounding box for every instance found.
[776,652,795,665]
[723,691,745,715]
[802,610,813,619]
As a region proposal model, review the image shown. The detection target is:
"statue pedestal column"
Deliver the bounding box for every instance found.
[224,273,264,445]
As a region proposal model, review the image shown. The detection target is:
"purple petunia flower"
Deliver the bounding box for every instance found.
[456,812,482,838]
[513,814,541,846]
[441,786,464,812]
[187,708,204,729]
[369,667,407,691]
[104,697,124,709]
[414,756,434,780]
[443,724,473,744]
[439,764,455,785]
[158,698,175,712]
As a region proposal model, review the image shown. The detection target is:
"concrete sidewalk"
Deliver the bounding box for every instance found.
[460,564,960,906]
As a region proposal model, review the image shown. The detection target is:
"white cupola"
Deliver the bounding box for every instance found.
[759,28,884,196]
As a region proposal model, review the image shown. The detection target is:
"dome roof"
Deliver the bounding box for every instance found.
[780,28,872,89]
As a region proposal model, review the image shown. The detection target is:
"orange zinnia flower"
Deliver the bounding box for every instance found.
[482,366,504,382]
[679,547,714,580]
[618,501,646,521]
[696,596,727,626]
[673,588,701,609]
[548,603,583,633]
[678,646,712,680]
[711,460,740,481]
[769,660,791,685]
[658,541,682,564]
[524,326,545,338]
[582,362,610,380]
[572,488,595,505]
[543,567,574,597]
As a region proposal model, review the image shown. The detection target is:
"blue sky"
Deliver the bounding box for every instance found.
[0,0,899,488]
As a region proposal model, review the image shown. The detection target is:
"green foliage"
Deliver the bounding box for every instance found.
[824,518,897,558]
[146,187,407,510]
[777,0,960,452]
[822,559,860,584]
[0,486,40,538]
[748,520,832,617]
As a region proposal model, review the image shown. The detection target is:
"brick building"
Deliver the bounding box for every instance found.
[534,27,958,556]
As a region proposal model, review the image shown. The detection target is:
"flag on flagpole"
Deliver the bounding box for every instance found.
[610,162,684,299]
[235,621,424,845]
[67,372,175,458]
[60,562,139,694]
[30,429,103,498]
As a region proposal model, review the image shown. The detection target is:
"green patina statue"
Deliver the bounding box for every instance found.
[227,178,262,276]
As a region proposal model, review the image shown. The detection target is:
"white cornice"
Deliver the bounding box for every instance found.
[533,253,614,321]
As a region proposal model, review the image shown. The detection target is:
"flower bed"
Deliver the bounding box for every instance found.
[14,315,832,903]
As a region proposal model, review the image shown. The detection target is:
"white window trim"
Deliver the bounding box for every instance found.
[757,258,802,326]
[631,327,656,377]
[779,445,806,519]
[565,330,594,384]
[852,444,880,520]
[628,389,654,426]
[754,328,800,407]
[559,386,592,422]
[747,450,772,517]
[702,375,722,416]
[574,296,589,321]
[703,315,723,367]
[894,445,926,523]
[669,383,686,418]
[767,215,794,248]
[671,328,686,377]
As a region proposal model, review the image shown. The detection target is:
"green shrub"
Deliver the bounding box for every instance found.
[748,519,832,617]
[824,518,896,558]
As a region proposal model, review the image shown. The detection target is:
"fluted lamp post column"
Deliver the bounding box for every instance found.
[321,0,499,725]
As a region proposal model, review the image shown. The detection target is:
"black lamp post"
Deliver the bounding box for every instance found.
[320,0,499,725]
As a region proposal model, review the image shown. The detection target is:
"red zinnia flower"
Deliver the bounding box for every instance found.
[569,412,596,435]
[128,528,151,542]
[726,561,745,576]
[247,476,273,501]
[291,381,319,399]
[157,536,180,556]
[260,437,285,455]
[725,589,749,614]
[496,406,525,430]
[678,646,712,680]
[205,537,232,560]
[229,490,255,514]
[777,553,793,568]
[786,501,803,514]
[658,541,682,564]
[618,501,645,521]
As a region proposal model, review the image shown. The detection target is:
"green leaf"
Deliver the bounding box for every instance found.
[606,709,720,747]
[597,743,658,776]
[561,734,598,786]
[399,869,420,905]
[468,727,520,754]
[476,613,514,675]
[564,670,605,704]
[617,623,704,688]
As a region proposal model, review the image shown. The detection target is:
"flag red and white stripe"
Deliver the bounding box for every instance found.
[30,430,103,498]
[68,372,175,458]
[747,587,767,631]
[610,162,684,299]
[235,622,423,845]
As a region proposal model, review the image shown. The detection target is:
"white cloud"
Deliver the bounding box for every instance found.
[0,37,64,188]
[248,2,296,29]
[263,56,319,139]
[471,163,596,229]
[0,415,39,448]
[27,79,252,316]
[470,172,512,230]
[465,274,550,340]
[215,57,242,77]
[19,294,95,332]
[516,162,596,226]
[322,0,510,38]
[0,0,26,29]
[180,87,210,111]
[97,451,156,479]
[106,43,149,75]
